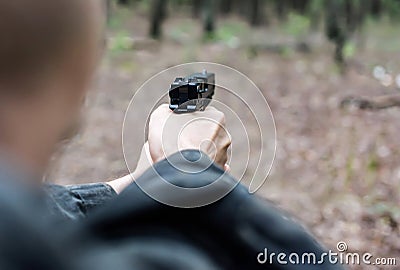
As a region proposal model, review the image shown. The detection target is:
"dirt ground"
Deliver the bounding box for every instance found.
[50,10,400,269]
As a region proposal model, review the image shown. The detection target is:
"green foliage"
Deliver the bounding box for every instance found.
[108,6,131,29]
[119,60,137,73]
[283,13,310,37]
[343,41,356,58]
[108,15,122,30]
[383,0,400,21]
[280,46,294,58]
[246,46,258,60]
[109,31,134,52]
[138,0,152,11]
[213,22,246,48]
[309,0,324,13]
[367,155,379,172]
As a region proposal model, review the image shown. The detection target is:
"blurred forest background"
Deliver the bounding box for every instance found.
[51,0,400,268]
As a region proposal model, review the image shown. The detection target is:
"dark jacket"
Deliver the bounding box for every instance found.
[0,150,345,270]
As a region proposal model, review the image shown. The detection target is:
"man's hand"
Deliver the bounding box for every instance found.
[108,104,231,194]
[148,104,231,168]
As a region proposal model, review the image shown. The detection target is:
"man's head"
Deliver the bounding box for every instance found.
[0,0,103,176]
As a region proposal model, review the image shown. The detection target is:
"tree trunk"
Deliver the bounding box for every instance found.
[149,0,167,39]
[202,0,215,36]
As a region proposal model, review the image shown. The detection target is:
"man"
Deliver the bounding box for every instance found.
[0,0,344,269]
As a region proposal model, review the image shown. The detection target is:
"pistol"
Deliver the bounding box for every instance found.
[169,70,215,113]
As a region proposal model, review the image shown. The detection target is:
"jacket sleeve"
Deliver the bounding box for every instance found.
[44,183,117,220]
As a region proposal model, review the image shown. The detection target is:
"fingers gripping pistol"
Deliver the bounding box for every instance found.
[169,70,215,113]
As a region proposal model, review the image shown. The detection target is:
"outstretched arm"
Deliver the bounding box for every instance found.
[45,104,230,219]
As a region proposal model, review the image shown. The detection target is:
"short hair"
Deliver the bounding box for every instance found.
[0,0,93,91]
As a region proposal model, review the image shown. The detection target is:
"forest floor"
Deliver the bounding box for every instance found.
[51,9,400,269]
